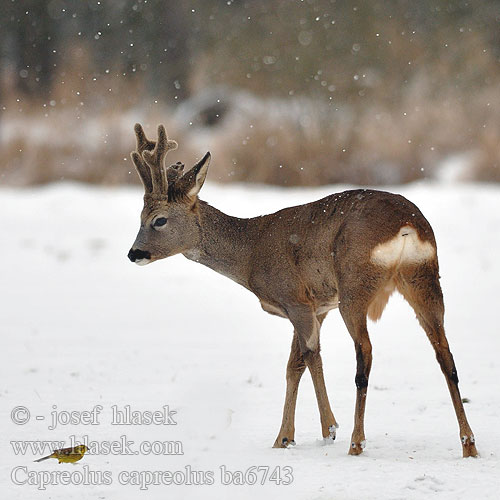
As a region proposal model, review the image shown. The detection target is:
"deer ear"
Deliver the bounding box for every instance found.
[177,152,211,198]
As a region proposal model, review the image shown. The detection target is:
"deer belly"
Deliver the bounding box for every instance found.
[316,298,339,315]
[260,301,287,318]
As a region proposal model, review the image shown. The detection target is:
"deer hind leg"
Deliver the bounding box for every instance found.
[338,271,383,456]
[396,262,478,458]
[273,332,306,448]
[340,306,372,455]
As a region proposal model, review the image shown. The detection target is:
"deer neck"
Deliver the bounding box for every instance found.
[183,200,253,288]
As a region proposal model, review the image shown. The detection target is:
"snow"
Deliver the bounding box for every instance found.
[1,181,499,499]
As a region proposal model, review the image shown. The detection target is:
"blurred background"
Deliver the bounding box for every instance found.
[1,0,499,187]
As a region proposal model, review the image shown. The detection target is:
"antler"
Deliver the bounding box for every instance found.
[130,123,178,195]
[166,162,185,184]
[130,123,155,193]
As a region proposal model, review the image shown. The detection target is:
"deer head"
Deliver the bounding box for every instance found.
[127,123,211,265]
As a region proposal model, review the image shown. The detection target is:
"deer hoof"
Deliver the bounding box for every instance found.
[348,440,366,455]
[323,425,337,443]
[461,435,478,458]
[272,436,296,448]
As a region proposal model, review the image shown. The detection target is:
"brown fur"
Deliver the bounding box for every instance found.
[128,124,477,458]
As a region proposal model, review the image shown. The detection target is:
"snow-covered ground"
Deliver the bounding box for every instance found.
[1,181,499,499]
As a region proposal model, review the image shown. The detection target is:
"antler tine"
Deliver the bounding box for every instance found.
[142,125,178,195]
[131,123,154,193]
[134,123,156,153]
[166,162,185,184]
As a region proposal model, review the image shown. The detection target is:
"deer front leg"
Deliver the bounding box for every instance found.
[311,312,339,441]
[273,333,306,448]
[304,348,339,442]
[276,307,338,445]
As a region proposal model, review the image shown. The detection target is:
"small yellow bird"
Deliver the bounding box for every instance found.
[34,444,88,464]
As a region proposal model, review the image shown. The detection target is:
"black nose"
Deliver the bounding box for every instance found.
[128,248,151,262]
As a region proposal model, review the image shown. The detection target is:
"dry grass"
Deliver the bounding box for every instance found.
[173,83,500,187]
[2,1,499,187]
[0,106,194,187]
[1,81,499,187]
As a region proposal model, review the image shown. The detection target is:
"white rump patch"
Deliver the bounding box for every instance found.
[370,225,435,268]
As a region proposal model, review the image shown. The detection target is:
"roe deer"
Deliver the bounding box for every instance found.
[127,123,477,458]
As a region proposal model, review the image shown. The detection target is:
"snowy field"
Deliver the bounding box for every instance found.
[1,181,499,499]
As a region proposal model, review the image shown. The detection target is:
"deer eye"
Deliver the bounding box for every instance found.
[153,217,168,228]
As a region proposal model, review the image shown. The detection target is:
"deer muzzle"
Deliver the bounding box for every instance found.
[128,248,152,266]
